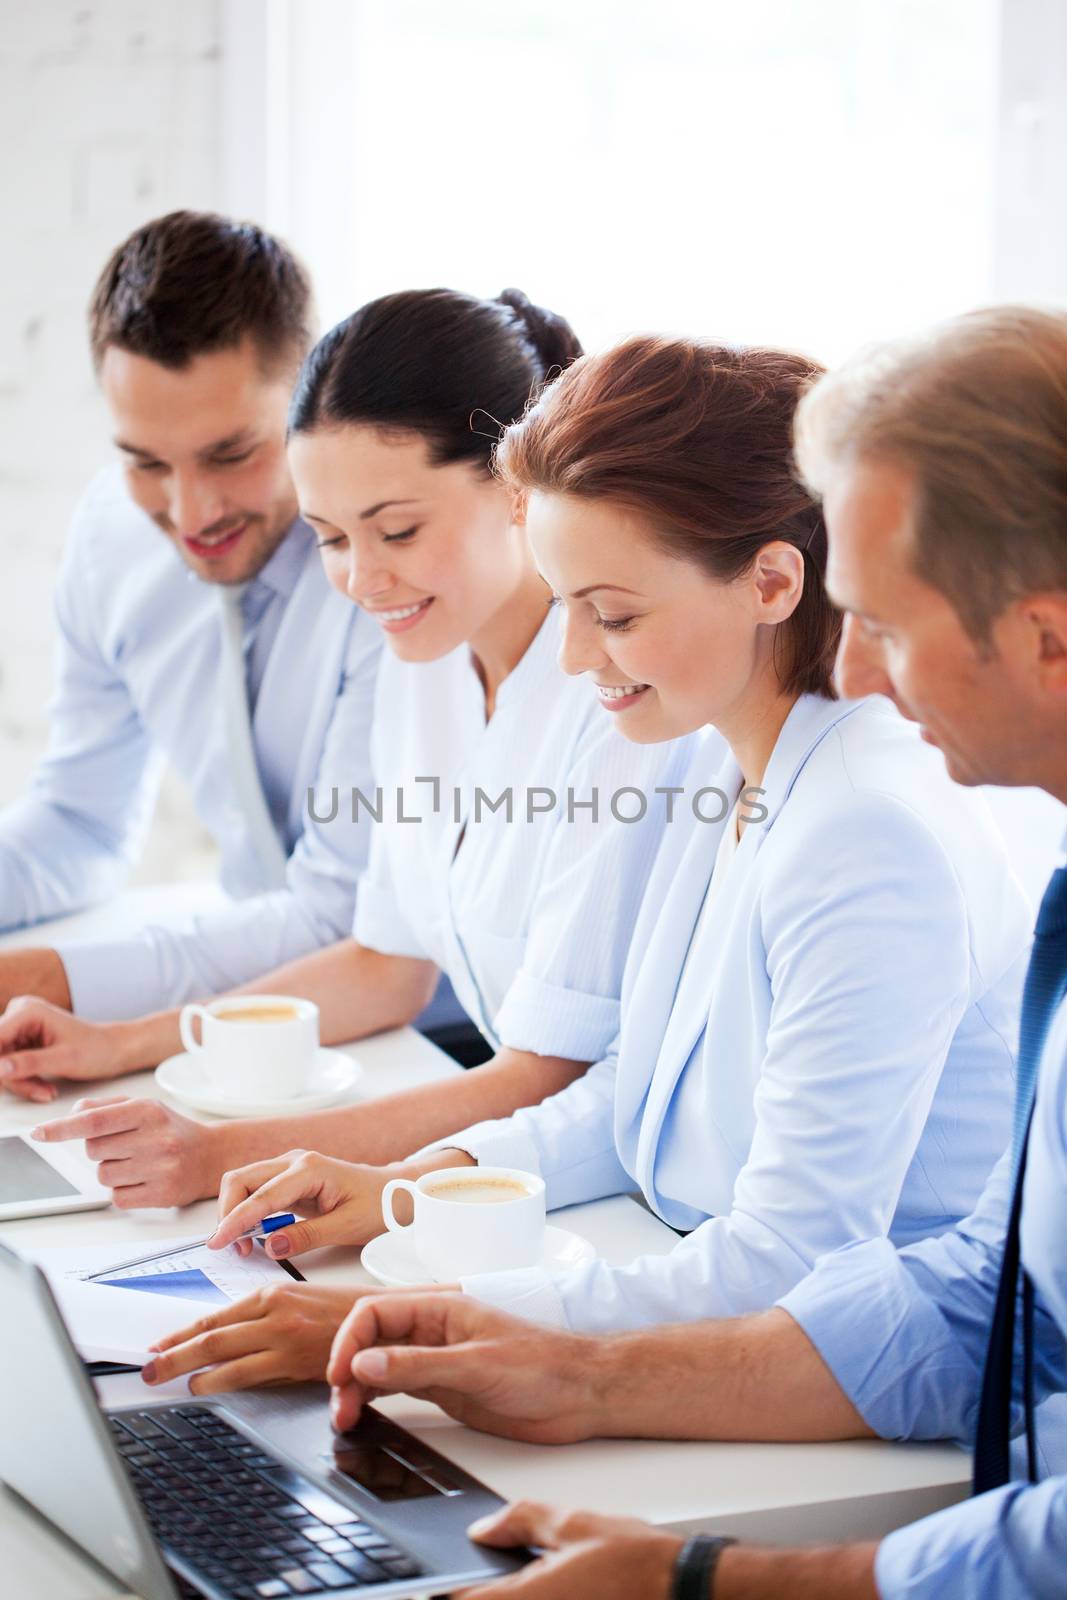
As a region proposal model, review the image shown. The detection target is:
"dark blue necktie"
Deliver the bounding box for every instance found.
[972,863,1067,1494]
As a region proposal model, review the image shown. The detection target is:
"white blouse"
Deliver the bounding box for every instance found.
[353,610,695,1059]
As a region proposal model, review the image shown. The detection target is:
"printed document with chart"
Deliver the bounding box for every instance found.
[27,1236,299,1365]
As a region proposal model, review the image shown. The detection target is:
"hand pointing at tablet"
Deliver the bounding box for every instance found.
[30,1095,227,1208]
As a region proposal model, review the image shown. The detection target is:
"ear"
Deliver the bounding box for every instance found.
[1028,595,1067,696]
[509,488,529,528]
[752,540,806,623]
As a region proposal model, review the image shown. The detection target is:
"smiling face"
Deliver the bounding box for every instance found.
[525,491,805,744]
[825,455,1067,790]
[287,424,531,662]
[100,338,298,585]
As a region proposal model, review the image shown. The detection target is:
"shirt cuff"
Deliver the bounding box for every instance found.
[58,935,170,1020]
[874,1480,1061,1599]
[417,1121,544,1176]
[353,878,429,961]
[779,1236,962,1443]
[493,970,619,1061]
[460,1266,570,1328]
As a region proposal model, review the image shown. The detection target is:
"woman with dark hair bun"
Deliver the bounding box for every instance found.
[129,293,694,1390]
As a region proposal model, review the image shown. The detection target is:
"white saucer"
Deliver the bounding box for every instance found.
[360,1225,596,1287]
[154,1048,364,1118]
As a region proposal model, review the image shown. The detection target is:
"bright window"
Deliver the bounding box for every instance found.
[252,0,1064,898]
[274,0,999,360]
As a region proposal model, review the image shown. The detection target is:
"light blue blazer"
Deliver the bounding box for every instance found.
[448,695,1032,1333]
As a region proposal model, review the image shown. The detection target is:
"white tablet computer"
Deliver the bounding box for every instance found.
[0,1130,110,1220]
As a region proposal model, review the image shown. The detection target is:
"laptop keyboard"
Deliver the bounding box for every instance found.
[108,1405,424,1596]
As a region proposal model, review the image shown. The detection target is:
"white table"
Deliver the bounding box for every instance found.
[0,893,972,1597]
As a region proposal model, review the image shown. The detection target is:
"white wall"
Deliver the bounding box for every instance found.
[0,0,1063,904]
[0,0,223,882]
[995,0,1067,303]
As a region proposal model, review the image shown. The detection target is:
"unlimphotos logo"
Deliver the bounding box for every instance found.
[307,781,768,827]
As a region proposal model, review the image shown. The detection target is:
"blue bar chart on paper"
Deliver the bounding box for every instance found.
[94,1265,228,1305]
[76,1238,294,1304]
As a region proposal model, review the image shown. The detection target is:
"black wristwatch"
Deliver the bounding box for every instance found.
[670,1534,738,1600]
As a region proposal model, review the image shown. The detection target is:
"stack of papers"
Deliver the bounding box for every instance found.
[52,1279,206,1366]
[29,1237,297,1366]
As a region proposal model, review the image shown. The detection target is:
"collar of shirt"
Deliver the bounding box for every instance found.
[253,517,314,601]
[231,521,316,704]
[486,602,559,713]
[184,516,312,604]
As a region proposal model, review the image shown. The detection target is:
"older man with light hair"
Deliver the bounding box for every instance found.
[319,307,1067,1600]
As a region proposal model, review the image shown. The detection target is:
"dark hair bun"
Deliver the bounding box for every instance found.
[289,286,583,471]
[497,288,583,376]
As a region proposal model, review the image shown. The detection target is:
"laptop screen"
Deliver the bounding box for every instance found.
[0,1245,177,1600]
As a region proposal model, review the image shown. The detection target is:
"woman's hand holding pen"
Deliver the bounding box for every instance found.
[208,1147,475,1260]
[208,1150,406,1259]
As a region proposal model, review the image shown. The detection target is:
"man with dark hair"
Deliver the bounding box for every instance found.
[0,211,382,1059]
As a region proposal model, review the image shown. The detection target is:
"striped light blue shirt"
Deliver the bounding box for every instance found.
[782,966,1067,1598]
[0,467,382,1017]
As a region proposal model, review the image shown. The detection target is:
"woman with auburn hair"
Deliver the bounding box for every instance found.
[141,332,1033,1392]
[398,335,1031,1332]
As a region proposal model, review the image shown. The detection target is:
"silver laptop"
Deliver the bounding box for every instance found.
[0,1242,527,1598]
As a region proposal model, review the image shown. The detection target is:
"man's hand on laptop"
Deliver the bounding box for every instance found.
[461,1503,880,1600]
[30,1095,225,1207]
[327,1293,610,1443]
[0,996,122,1102]
[461,1502,683,1600]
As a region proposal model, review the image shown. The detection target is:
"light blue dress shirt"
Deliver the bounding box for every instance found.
[0,467,382,1018]
[782,907,1067,1599]
[440,697,1031,1331]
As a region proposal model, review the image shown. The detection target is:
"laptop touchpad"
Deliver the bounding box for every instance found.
[333,1435,465,1500]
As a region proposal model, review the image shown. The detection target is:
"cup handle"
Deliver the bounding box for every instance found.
[179,1004,211,1056]
[381,1178,420,1234]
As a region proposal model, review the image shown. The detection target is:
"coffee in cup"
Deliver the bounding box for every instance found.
[421,1177,532,1204]
[178,994,319,1101]
[380,1165,546,1279]
[215,1004,301,1025]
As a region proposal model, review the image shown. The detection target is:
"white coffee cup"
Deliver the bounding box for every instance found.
[178,994,319,1101]
[380,1166,546,1280]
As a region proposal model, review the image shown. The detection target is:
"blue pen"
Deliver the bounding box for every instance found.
[207,1212,298,1251]
[85,1214,298,1278]
[250,1213,297,1239]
